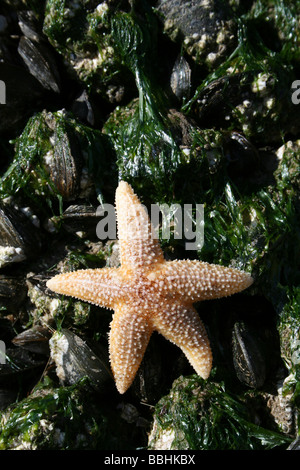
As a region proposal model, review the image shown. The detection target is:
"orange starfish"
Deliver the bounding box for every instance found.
[47,181,253,394]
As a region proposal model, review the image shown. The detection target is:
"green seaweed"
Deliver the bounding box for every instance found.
[43,1,132,100]
[43,0,91,52]
[0,110,109,210]
[183,0,299,143]
[0,377,140,450]
[150,375,291,450]
[277,287,300,432]
[103,11,183,197]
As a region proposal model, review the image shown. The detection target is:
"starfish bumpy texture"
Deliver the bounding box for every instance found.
[47,181,253,394]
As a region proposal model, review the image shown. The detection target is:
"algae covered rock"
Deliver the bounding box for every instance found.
[156,0,237,69]
[0,378,140,450]
[149,375,291,450]
[43,0,133,103]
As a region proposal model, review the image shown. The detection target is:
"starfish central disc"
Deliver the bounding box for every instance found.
[47,181,253,394]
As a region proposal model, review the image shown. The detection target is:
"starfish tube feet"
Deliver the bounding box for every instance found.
[109,303,153,394]
[160,260,253,302]
[152,302,213,380]
[46,268,125,309]
[115,181,165,269]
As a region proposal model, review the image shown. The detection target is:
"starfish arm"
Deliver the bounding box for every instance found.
[46,267,125,308]
[115,181,164,270]
[156,259,253,302]
[151,301,212,379]
[109,302,153,394]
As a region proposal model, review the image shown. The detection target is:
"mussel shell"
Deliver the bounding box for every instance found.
[0,274,27,311]
[170,55,191,102]
[132,334,164,403]
[194,74,243,126]
[0,347,46,386]
[0,204,42,267]
[157,0,235,66]
[0,62,44,135]
[287,436,300,450]
[71,90,95,126]
[232,321,266,389]
[0,15,8,34]
[50,329,112,392]
[47,126,82,200]
[59,204,99,235]
[157,0,231,35]
[223,131,260,177]
[12,325,51,356]
[0,388,18,410]
[17,36,60,93]
[17,10,44,43]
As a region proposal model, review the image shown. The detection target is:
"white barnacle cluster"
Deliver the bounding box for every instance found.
[0,245,26,268]
[49,331,69,382]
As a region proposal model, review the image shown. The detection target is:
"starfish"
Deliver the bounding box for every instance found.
[47,181,253,394]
